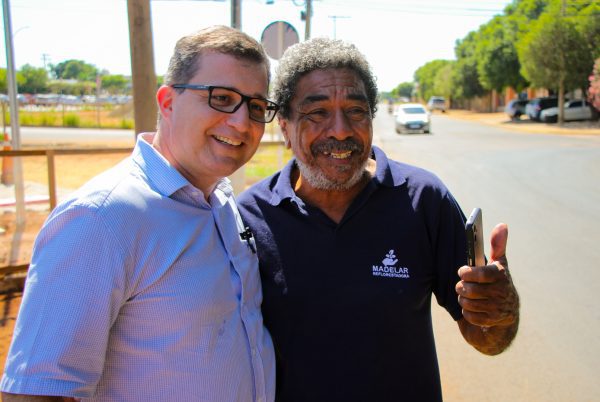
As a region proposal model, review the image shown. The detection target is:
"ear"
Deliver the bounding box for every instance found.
[278,116,292,149]
[157,85,174,120]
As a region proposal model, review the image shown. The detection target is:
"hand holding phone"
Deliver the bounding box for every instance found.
[465,208,485,267]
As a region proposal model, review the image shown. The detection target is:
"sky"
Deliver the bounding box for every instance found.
[0,0,513,92]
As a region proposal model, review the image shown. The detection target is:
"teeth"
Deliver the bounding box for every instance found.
[330,151,352,159]
[214,135,241,146]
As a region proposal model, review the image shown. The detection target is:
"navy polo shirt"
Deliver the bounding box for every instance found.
[238,146,467,402]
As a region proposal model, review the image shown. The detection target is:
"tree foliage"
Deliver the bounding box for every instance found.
[391,82,414,99]
[475,16,528,92]
[414,60,451,101]
[51,59,98,81]
[18,64,49,94]
[451,32,486,100]
[518,11,593,92]
[101,74,130,94]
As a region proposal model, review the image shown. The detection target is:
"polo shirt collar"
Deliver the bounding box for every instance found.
[269,145,407,206]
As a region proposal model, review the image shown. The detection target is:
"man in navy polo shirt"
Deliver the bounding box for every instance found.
[238,37,519,402]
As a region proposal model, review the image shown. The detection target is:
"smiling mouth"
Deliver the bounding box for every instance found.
[323,150,352,159]
[214,135,242,146]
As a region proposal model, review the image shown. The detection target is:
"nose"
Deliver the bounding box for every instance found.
[226,101,252,132]
[327,109,353,140]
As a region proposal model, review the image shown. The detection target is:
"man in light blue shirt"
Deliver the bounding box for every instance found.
[1,25,278,402]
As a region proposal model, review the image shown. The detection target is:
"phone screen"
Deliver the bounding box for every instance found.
[465,208,485,266]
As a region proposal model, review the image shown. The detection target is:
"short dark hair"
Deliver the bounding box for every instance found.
[272,37,378,118]
[164,25,270,86]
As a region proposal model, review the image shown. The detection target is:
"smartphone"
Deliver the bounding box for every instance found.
[465,208,485,267]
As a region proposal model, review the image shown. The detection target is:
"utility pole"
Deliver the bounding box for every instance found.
[127,0,158,140]
[231,0,241,30]
[2,0,26,226]
[305,0,312,40]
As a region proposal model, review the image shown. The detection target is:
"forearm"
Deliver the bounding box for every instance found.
[458,315,519,356]
[2,392,77,402]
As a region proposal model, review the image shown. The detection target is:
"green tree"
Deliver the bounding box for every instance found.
[101,74,130,94]
[392,82,414,99]
[518,10,593,123]
[414,60,451,101]
[51,59,98,81]
[18,64,49,93]
[452,32,486,100]
[475,15,529,93]
[575,1,600,60]
[433,63,454,100]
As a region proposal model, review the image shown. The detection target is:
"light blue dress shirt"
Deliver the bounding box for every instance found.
[0,133,275,401]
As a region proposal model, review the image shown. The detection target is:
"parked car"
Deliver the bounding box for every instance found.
[427,96,446,112]
[505,99,528,120]
[394,103,431,134]
[525,97,560,121]
[539,99,593,123]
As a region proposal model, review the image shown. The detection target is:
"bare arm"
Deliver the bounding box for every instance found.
[456,223,520,355]
[2,393,77,402]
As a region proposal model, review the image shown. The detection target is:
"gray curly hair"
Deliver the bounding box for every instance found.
[272,37,378,119]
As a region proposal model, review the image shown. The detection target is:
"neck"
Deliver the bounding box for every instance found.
[293,159,375,224]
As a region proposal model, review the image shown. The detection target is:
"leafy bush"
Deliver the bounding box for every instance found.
[63,114,81,127]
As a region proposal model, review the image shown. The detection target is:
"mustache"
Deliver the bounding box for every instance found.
[311,138,364,155]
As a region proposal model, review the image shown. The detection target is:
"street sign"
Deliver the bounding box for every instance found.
[261,21,299,60]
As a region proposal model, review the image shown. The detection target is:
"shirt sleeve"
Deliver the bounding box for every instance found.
[432,191,467,321]
[1,203,129,398]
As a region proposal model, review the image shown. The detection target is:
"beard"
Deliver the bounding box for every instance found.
[295,138,370,191]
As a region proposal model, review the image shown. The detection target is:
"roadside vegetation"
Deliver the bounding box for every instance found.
[382,0,600,124]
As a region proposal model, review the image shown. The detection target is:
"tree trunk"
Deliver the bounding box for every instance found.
[558,80,565,125]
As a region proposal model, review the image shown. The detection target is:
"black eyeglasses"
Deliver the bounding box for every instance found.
[171,84,279,123]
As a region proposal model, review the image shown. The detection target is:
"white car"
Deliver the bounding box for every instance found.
[394,103,431,134]
[540,100,593,123]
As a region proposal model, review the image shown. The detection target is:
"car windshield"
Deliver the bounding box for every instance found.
[403,107,426,114]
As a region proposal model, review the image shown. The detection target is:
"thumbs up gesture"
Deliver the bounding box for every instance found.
[456,223,520,354]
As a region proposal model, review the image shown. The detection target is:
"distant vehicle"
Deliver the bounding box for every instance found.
[525,97,560,121]
[540,99,593,123]
[505,99,528,120]
[394,103,431,134]
[427,96,446,112]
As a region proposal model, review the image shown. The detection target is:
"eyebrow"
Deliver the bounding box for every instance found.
[300,93,369,105]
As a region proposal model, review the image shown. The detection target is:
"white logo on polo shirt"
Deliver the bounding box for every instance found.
[372,249,410,279]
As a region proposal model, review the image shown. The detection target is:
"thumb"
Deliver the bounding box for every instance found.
[490,223,508,262]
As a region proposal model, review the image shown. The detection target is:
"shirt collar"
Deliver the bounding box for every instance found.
[132,132,232,200]
[269,145,407,206]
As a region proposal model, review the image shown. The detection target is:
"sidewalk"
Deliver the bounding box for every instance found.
[444,109,600,135]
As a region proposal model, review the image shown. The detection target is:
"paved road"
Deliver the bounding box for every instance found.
[374,111,600,402]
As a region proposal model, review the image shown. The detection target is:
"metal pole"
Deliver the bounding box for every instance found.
[305,0,312,40]
[231,0,241,30]
[2,0,26,226]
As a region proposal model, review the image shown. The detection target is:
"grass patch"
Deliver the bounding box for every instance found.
[245,145,292,186]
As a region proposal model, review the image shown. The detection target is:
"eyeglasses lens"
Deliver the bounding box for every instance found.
[208,87,276,123]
